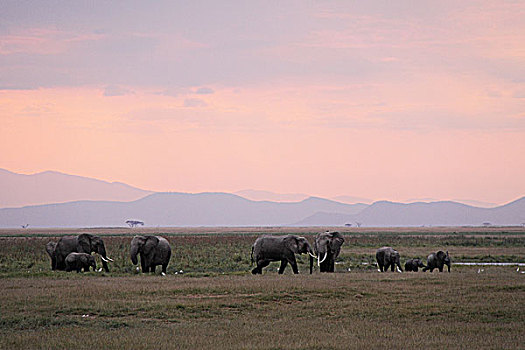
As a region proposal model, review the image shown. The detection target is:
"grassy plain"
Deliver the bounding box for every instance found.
[0,227,524,349]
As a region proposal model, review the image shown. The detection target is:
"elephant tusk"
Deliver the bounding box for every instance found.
[396,266,402,273]
[319,252,328,265]
[308,252,317,259]
[99,255,113,263]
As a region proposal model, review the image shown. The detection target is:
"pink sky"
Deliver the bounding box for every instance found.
[1,1,524,204]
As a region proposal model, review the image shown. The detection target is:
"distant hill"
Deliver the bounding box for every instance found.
[293,197,525,227]
[0,169,153,208]
[234,189,310,202]
[0,192,366,228]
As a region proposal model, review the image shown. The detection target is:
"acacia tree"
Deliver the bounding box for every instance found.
[126,220,144,228]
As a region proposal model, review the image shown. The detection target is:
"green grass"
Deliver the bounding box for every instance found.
[0,228,524,349]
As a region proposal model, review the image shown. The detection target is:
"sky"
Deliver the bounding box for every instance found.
[0,1,524,204]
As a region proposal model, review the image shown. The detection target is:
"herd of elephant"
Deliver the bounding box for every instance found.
[45,231,451,275]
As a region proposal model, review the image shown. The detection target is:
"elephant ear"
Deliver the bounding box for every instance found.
[330,232,345,248]
[284,236,299,254]
[77,234,92,253]
[143,236,159,255]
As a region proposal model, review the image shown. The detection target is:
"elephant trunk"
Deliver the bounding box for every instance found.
[130,243,139,265]
[97,245,112,272]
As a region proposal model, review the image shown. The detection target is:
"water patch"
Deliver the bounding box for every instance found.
[453,262,525,266]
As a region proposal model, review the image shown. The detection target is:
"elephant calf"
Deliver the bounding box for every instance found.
[376,247,403,272]
[65,253,96,273]
[404,258,425,272]
[130,235,172,275]
[423,251,451,272]
[251,235,315,274]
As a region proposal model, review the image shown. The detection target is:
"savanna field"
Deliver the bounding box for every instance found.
[1,227,524,349]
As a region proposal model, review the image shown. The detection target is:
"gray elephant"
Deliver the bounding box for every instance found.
[314,231,345,272]
[65,252,96,273]
[423,251,451,272]
[376,247,403,272]
[404,258,425,272]
[45,241,57,270]
[251,235,316,274]
[53,234,113,272]
[130,235,172,275]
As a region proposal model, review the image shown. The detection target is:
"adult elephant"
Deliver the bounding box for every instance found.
[405,258,425,272]
[45,241,57,270]
[376,247,403,272]
[314,231,345,272]
[130,235,172,275]
[54,234,113,272]
[423,251,451,272]
[251,235,316,274]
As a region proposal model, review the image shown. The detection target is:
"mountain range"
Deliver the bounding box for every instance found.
[0,169,523,228]
[0,168,152,208]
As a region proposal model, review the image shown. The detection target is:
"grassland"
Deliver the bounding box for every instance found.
[0,227,524,349]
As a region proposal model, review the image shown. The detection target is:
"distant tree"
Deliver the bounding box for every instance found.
[355,222,362,228]
[482,222,492,227]
[21,224,29,229]
[126,220,144,228]
[344,223,352,227]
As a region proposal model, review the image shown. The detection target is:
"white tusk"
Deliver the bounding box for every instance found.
[319,252,328,265]
[161,272,166,276]
[308,252,317,259]
[396,266,402,273]
[99,255,113,262]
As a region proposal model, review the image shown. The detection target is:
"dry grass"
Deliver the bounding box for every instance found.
[1,272,524,349]
[0,227,524,349]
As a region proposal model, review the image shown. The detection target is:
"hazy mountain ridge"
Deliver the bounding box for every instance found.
[1,169,523,227]
[294,197,525,227]
[1,192,523,228]
[0,168,153,208]
[0,192,366,228]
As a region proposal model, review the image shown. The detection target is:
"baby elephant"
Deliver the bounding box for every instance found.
[65,253,96,273]
[404,258,426,272]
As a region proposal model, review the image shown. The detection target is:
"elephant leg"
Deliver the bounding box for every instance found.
[278,260,288,274]
[101,261,109,273]
[162,264,168,274]
[253,259,270,274]
[140,257,146,273]
[439,267,443,272]
[289,258,299,274]
[329,259,335,272]
[390,263,395,272]
[414,267,418,272]
[150,265,156,274]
